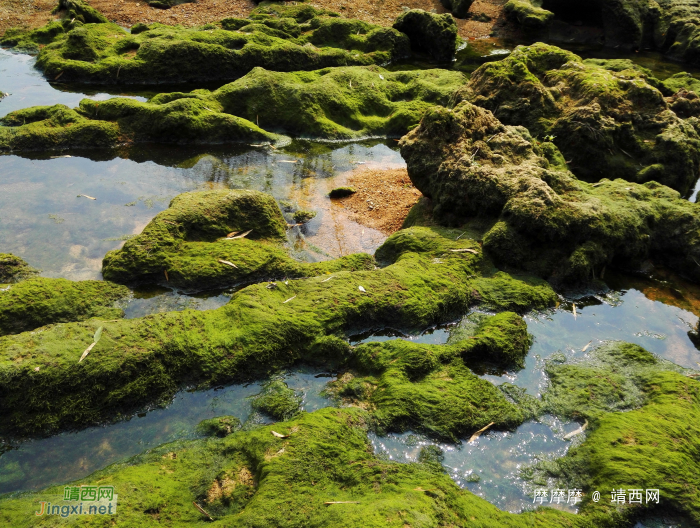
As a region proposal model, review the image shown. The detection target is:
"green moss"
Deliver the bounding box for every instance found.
[58,0,109,24]
[328,312,532,440]
[0,277,129,336]
[102,189,373,290]
[393,9,459,62]
[250,379,302,421]
[0,408,589,527]
[400,98,700,285]
[2,5,410,84]
[0,254,37,283]
[503,0,554,30]
[0,225,555,437]
[0,66,464,150]
[329,186,356,198]
[537,342,700,524]
[292,209,316,223]
[465,43,700,195]
[196,415,242,437]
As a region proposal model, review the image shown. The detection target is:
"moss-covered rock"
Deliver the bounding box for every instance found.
[250,379,302,421]
[0,225,556,437]
[504,0,554,30]
[101,189,370,290]
[393,9,459,62]
[0,254,37,283]
[58,0,108,24]
[0,408,590,527]
[400,98,700,285]
[329,186,356,198]
[196,415,242,437]
[328,312,532,440]
[0,66,464,151]
[464,43,700,195]
[538,342,700,524]
[440,0,474,19]
[0,277,129,336]
[1,5,410,84]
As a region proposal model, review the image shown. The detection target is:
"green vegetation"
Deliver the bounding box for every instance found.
[196,415,242,437]
[393,9,459,62]
[533,342,700,524]
[0,66,464,151]
[0,408,593,527]
[1,4,409,83]
[465,43,700,195]
[328,312,532,441]
[0,254,37,283]
[250,379,302,421]
[400,98,700,285]
[0,277,129,336]
[102,190,371,290]
[503,0,554,30]
[329,187,357,198]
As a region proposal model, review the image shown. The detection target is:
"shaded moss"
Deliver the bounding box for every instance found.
[400,98,700,285]
[465,43,700,195]
[0,66,464,150]
[0,254,37,283]
[0,277,129,336]
[393,9,459,62]
[292,209,316,223]
[102,189,373,290]
[504,0,554,30]
[440,0,474,19]
[0,225,555,437]
[196,415,242,437]
[0,408,590,527]
[328,312,532,441]
[2,5,410,84]
[250,379,302,421]
[329,186,356,198]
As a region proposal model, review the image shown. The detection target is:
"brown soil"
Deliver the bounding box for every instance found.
[1,0,509,41]
[334,167,422,235]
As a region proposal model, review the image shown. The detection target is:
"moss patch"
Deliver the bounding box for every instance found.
[250,379,302,421]
[393,9,459,62]
[400,98,700,285]
[465,43,700,195]
[0,277,129,336]
[0,254,37,283]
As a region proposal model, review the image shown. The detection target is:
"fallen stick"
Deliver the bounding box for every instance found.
[192,502,213,521]
[563,419,588,440]
[468,422,494,443]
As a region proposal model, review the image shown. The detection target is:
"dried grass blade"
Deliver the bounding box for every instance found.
[78,194,96,200]
[218,259,238,268]
[450,248,478,254]
[582,340,592,352]
[226,229,253,240]
[563,419,588,440]
[468,422,494,443]
[282,295,296,304]
[79,342,96,363]
[192,502,213,521]
[271,430,289,438]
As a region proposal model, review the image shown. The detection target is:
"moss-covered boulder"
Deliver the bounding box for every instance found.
[250,379,302,421]
[101,189,372,290]
[1,5,410,84]
[195,415,242,437]
[440,0,474,19]
[58,0,108,24]
[538,342,700,524]
[0,225,556,437]
[0,254,37,283]
[0,408,590,527]
[0,277,128,336]
[0,66,464,151]
[504,0,554,30]
[400,99,700,284]
[329,312,532,441]
[393,9,459,62]
[464,43,700,195]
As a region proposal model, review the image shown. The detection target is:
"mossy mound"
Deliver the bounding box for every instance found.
[537,342,700,524]
[58,0,108,24]
[0,254,37,283]
[1,5,410,84]
[196,415,242,437]
[0,277,129,336]
[101,189,371,290]
[329,186,356,198]
[0,225,556,437]
[0,66,464,151]
[0,408,590,527]
[440,0,474,19]
[329,312,532,441]
[464,43,700,195]
[393,9,459,62]
[250,379,302,421]
[504,0,554,30]
[400,99,700,285]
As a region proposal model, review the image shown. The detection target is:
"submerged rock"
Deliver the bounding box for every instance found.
[0,277,128,336]
[393,9,459,62]
[250,379,302,421]
[196,415,241,437]
[1,5,410,84]
[0,225,556,437]
[465,43,700,195]
[0,66,464,151]
[400,99,700,285]
[101,189,373,290]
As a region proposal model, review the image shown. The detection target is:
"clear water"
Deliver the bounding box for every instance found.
[0,367,334,496]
